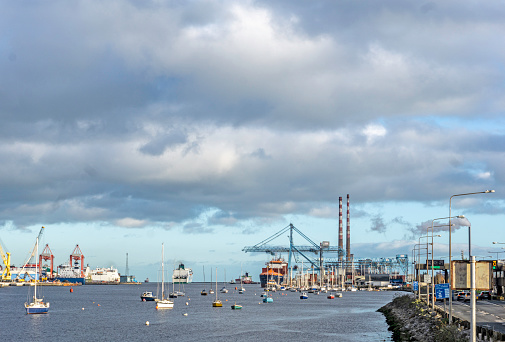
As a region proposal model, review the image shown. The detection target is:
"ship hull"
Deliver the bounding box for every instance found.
[55,277,85,285]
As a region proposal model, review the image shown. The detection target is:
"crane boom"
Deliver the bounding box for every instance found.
[0,240,11,281]
[14,226,45,281]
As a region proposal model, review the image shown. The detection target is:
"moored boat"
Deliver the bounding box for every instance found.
[300,292,308,300]
[212,268,223,307]
[25,235,49,314]
[155,243,174,310]
[140,291,156,301]
[231,303,242,310]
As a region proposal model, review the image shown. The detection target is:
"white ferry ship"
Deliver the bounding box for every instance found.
[84,266,120,284]
[172,263,193,284]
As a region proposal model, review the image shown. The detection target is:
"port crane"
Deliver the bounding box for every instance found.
[242,223,343,270]
[0,238,11,281]
[14,226,45,281]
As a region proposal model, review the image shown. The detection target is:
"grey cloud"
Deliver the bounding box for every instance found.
[370,215,387,234]
[0,0,504,231]
[139,130,188,156]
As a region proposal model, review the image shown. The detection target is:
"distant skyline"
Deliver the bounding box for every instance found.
[1,1,504,282]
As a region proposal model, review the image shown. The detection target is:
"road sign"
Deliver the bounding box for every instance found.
[427,259,445,269]
[413,281,418,291]
[435,283,450,299]
[451,260,493,290]
[424,274,432,283]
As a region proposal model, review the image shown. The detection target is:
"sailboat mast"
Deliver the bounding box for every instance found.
[34,237,38,300]
[161,243,164,299]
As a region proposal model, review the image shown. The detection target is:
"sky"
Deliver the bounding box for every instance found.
[1,0,505,282]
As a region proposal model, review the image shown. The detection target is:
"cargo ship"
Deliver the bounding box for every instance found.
[259,259,288,288]
[235,272,254,284]
[172,263,193,284]
[55,263,86,285]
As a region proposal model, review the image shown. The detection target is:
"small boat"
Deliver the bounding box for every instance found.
[169,292,178,298]
[260,292,267,297]
[263,296,273,303]
[25,236,50,314]
[155,243,174,309]
[335,292,343,298]
[327,294,335,299]
[231,302,242,310]
[201,266,208,295]
[212,268,223,307]
[238,287,245,294]
[140,291,156,301]
[300,292,308,300]
[220,286,228,293]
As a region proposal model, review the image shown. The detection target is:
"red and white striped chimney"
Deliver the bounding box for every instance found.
[346,194,351,263]
[338,196,343,262]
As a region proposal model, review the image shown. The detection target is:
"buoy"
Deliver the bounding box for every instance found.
[97,304,100,306]
[70,288,73,293]
[145,321,150,326]
[185,302,189,306]
[183,313,188,316]
[82,308,84,310]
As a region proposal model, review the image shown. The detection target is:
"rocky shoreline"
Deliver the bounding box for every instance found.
[378,294,468,342]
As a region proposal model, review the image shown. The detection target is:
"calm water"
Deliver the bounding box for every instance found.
[1,283,397,341]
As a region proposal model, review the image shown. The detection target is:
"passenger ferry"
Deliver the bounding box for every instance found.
[172,263,193,284]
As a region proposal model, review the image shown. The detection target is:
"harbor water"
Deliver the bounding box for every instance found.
[1,284,397,341]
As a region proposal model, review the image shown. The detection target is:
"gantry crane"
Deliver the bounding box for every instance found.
[70,244,85,277]
[242,223,343,270]
[0,238,11,281]
[39,244,55,279]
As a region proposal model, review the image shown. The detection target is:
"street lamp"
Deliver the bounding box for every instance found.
[413,243,428,298]
[488,250,505,260]
[419,234,441,302]
[448,190,494,324]
[429,216,463,311]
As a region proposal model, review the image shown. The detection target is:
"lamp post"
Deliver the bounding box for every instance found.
[413,243,427,299]
[419,234,440,302]
[429,221,460,311]
[488,251,505,260]
[448,190,494,324]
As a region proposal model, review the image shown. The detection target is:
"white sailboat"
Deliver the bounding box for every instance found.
[156,243,174,309]
[209,267,214,294]
[24,236,49,314]
[220,269,228,293]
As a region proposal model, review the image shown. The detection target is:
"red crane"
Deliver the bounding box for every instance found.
[70,245,85,277]
[39,244,55,279]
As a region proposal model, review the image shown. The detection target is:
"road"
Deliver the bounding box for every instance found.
[437,299,505,333]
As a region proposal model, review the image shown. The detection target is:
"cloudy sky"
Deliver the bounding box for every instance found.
[1,0,504,281]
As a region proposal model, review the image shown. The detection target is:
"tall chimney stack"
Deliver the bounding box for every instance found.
[338,197,343,262]
[346,194,351,264]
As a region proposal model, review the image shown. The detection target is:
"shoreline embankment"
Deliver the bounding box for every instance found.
[378,294,480,342]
